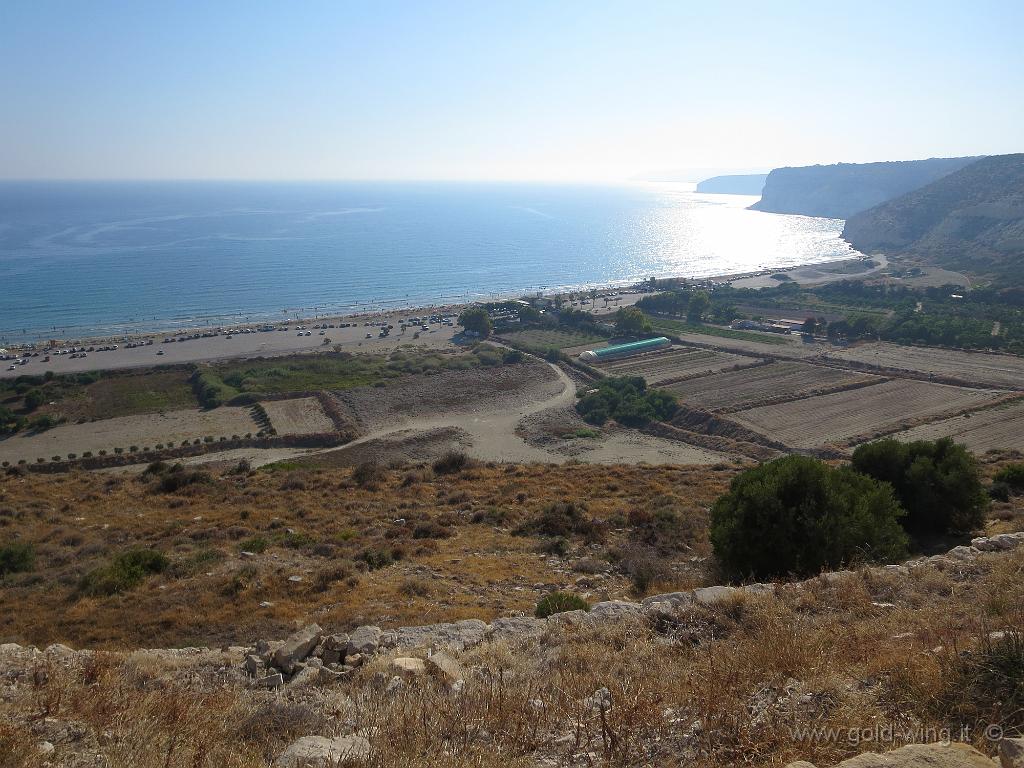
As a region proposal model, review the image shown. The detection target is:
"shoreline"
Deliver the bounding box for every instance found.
[1,252,870,352]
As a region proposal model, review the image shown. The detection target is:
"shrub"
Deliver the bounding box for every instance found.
[502,348,524,364]
[0,543,35,576]
[937,630,1024,736]
[710,455,909,580]
[535,591,590,618]
[352,461,387,488]
[79,549,170,596]
[994,462,1024,493]
[240,536,268,554]
[156,468,212,494]
[516,501,605,542]
[23,389,45,411]
[851,438,988,537]
[989,481,1012,502]
[433,451,472,475]
[575,376,677,427]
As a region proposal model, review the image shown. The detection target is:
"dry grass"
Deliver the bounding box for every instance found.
[0,461,733,649]
[0,549,1022,767]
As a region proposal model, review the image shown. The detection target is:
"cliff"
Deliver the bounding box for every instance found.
[750,156,978,219]
[694,173,768,195]
[842,153,1024,278]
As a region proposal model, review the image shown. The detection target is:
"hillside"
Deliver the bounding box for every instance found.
[695,173,768,195]
[842,153,1024,279]
[750,156,979,219]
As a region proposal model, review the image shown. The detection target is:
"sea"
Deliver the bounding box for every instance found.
[0,181,862,342]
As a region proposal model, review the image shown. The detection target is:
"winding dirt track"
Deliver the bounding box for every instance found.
[338,360,577,463]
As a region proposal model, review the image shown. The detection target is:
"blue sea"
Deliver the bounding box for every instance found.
[0,181,861,342]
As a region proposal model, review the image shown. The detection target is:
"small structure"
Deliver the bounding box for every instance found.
[579,336,671,362]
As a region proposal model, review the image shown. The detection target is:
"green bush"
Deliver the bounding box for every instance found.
[710,455,909,580]
[851,438,988,537]
[575,376,677,427]
[23,389,45,411]
[432,451,472,475]
[535,591,590,618]
[79,549,170,596]
[0,543,35,576]
[994,463,1024,493]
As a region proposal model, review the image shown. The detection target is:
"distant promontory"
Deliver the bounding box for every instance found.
[842,153,1024,279]
[695,174,768,195]
[750,157,978,219]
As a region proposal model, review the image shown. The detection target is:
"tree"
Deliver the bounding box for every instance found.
[614,306,651,335]
[710,455,908,580]
[458,306,492,338]
[851,438,988,537]
[801,317,817,336]
[687,291,711,323]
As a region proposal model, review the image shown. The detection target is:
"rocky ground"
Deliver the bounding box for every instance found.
[2,532,1023,767]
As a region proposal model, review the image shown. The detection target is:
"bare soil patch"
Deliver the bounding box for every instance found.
[260,397,334,435]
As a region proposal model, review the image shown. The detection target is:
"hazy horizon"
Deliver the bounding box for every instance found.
[2,1,1021,182]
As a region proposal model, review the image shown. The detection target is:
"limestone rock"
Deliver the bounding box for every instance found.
[1002,736,1024,768]
[275,735,371,767]
[347,626,382,656]
[641,591,694,610]
[784,762,818,768]
[488,616,545,643]
[589,600,644,621]
[255,672,284,688]
[834,742,995,767]
[424,651,463,683]
[693,585,741,606]
[272,624,323,674]
[395,619,487,652]
[390,657,426,678]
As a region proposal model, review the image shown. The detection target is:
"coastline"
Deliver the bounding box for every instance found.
[0,252,880,379]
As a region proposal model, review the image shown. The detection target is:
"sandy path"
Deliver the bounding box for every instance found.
[337,361,576,463]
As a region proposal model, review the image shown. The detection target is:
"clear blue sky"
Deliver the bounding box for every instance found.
[2,1,1021,181]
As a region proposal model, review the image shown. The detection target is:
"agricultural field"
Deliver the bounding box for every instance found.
[731,379,1005,450]
[0,406,259,465]
[666,362,883,413]
[261,397,335,435]
[826,342,1024,389]
[666,328,825,358]
[887,398,1024,454]
[498,327,605,353]
[595,346,750,385]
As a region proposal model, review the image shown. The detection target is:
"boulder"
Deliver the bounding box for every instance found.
[424,651,464,683]
[693,585,741,606]
[641,591,694,610]
[272,624,323,674]
[588,601,644,621]
[1002,736,1024,768]
[488,616,545,643]
[395,619,487,652]
[784,762,819,768]
[834,742,995,767]
[390,657,426,678]
[347,626,382,656]
[274,735,371,767]
[255,672,284,688]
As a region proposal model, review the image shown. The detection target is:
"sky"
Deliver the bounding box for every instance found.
[1,1,1022,182]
